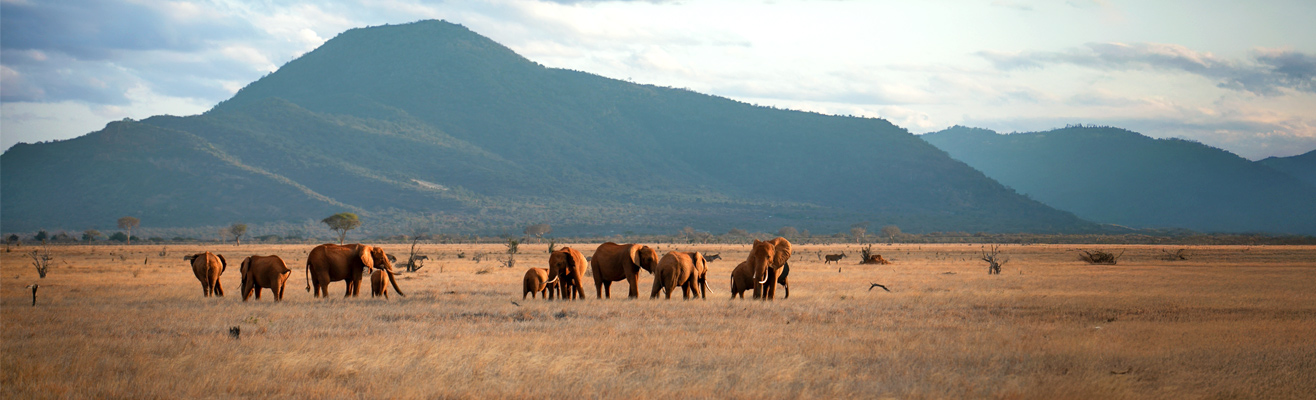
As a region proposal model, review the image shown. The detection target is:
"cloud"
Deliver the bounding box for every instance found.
[990,1,1033,12]
[0,0,258,59]
[977,43,1316,96]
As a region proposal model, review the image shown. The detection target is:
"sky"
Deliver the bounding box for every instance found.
[3,0,1315,160]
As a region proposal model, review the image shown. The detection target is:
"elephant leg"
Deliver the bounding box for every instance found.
[214,278,224,296]
[650,274,663,299]
[627,276,639,299]
[780,277,789,299]
[603,282,612,299]
[255,287,262,300]
[764,269,778,300]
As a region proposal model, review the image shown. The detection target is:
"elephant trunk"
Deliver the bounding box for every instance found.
[385,267,405,297]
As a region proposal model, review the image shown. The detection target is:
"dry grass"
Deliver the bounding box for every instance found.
[3,242,1315,399]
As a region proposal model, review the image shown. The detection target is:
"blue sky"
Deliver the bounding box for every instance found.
[3,0,1314,159]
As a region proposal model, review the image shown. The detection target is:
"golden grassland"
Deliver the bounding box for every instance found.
[3,242,1315,399]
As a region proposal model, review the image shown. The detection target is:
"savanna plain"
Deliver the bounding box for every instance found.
[3,242,1315,399]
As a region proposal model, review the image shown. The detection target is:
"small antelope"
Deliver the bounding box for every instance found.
[824,253,846,264]
[704,253,721,262]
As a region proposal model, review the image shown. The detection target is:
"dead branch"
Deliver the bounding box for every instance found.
[868,283,891,292]
[1079,249,1123,265]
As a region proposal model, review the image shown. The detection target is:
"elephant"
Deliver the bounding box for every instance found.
[548,247,587,300]
[240,255,291,301]
[305,243,403,298]
[752,237,793,300]
[651,251,708,299]
[589,242,659,299]
[185,252,226,297]
[730,260,755,299]
[370,269,394,299]
[523,267,559,299]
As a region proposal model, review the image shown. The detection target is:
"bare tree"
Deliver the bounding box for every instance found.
[29,245,53,278]
[228,223,248,246]
[321,213,361,244]
[405,226,432,272]
[117,216,140,245]
[981,245,1008,275]
[504,238,519,268]
[82,230,102,243]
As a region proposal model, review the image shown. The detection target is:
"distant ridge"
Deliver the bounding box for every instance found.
[3,20,1092,235]
[1258,149,1316,188]
[922,126,1316,234]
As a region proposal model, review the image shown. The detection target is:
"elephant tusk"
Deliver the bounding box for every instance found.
[545,275,559,285]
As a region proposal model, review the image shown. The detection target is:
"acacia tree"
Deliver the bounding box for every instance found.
[6,234,20,251]
[229,223,248,246]
[321,213,361,245]
[778,226,798,238]
[524,224,551,242]
[850,227,867,244]
[880,225,902,243]
[117,217,140,245]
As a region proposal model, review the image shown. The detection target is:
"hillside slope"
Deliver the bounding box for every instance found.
[922,126,1316,234]
[1,20,1091,235]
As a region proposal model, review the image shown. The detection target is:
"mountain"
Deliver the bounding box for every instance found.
[921,126,1316,234]
[1258,150,1316,188]
[1,20,1093,235]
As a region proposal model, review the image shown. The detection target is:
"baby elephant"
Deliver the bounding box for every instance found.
[523,267,560,299]
[240,255,292,301]
[371,269,397,299]
[651,251,708,299]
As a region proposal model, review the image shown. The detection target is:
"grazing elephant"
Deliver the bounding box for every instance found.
[548,247,587,300]
[590,242,659,299]
[370,269,393,299]
[305,243,404,298]
[730,260,755,299]
[523,267,559,299]
[752,237,793,300]
[240,255,291,301]
[185,252,226,297]
[651,251,708,299]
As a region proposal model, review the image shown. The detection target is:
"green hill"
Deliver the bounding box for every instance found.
[1,20,1092,235]
[922,126,1316,234]
[1258,150,1316,188]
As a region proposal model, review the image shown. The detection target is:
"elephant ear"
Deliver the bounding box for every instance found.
[240,257,251,275]
[628,245,643,273]
[217,254,228,273]
[358,246,374,269]
[563,249,577,271]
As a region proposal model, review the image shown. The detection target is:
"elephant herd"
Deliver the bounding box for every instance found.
[523,237,793,301]
[183,243,404,301]
[183,237,794,302]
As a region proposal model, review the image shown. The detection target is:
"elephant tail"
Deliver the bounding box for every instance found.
[305,259,312,292]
